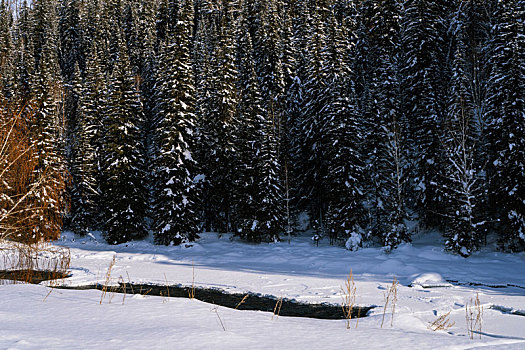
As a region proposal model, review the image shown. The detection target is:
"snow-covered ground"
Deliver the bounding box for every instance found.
[1,231,525,349]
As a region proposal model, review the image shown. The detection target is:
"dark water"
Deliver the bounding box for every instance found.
[0,270,70,284]
[61,283,374,320]
[1,269,374,319]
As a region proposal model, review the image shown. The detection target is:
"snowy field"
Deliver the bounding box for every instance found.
[1,231,525,349]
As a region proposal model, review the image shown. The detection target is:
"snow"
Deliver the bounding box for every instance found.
[410,272,452,288]
[345,232,362,251]
[1,231,525,349]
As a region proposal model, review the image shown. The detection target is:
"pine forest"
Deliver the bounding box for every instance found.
[0,0,524,257]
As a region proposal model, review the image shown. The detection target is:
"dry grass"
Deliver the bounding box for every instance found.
[428,311,455,331]
[272,296,283,320]
[99,255,116,304]
[161,273,170,303]
[0,241,70,285]
[341,269,357,329]
[119,275,127,305]
[381,276,399,328]
[212,304,226,331]
[466,293,483,339]
[188,260,195,299]
[235,294,249,310]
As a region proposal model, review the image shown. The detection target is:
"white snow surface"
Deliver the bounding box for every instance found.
[2,230,525,349]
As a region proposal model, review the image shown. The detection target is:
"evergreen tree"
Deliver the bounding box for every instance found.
[12,0,34,102]
[298,5,330,235]
[200,0,239,233]
[29,0,68,242]
[323,8,365,246]
[0,0,14,100]
[70,46,105,235]
[400,0,453,228]
[232,3,284,242]
[59,0,84,80]
[286,0,310,227]
[152,0,200,246]
[101,30,148,244]
[375,0,410,250]
[232,12,265,239]
[442,38,484,256]
[486,0,525,251]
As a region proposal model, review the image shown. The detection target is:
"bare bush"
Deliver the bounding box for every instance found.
[0,101,68,244]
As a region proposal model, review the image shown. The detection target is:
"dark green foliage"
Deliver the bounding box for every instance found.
[198,1,239,233]
[101,31,148,244]
[400,0,452,229]
[486,0,525,251]
[0,0,523,254]
[152,0,200,246]
[70,48,104,235]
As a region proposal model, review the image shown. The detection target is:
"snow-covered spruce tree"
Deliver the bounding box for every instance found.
[375,0,410,250]
[255,105,285,242]
[297,5,331,235]
[441,7,486,256]
[286,0,309,222]
[155,0,179,47]
[12,0,35,104]
[354,0,409,249]
[27,0,68,243]
[59,0,84,81]
[192,9,213,231]
[101,30,148,244]
[100,0,125,75]
[232,15,285,242]
[322,9,365,246]
[78,0,98,51]
[0,0,14,100]
[199,0,238,233]
[58,1,85,213]
[69,46,105,235]
[400,0,453,229]
[486,0,525,251]
[122,1,140,75]
[232,12,265,240]
[152,0,200,246]
[353,0,382,239]
[252,0,286,143]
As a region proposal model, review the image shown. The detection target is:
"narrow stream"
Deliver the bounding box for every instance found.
[59,283,375,320]
[0,269,374,320]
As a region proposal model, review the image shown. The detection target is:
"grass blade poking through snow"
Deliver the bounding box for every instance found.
[234,294,249,310]
[381,277,399,328]
[212,304,226,331]
[466,293,483,339]
[99,255,116,304]
[272,296,283,320]
[428,311,455,331]
[341,269,357,329]
[189,260,195,300]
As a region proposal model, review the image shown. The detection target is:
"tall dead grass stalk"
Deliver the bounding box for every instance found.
[341,269,357,329]
[272,296,283,320]
[381,276,399,328]
[99,255,116,304]
[188,260,195,299]
[466,293,483,339]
